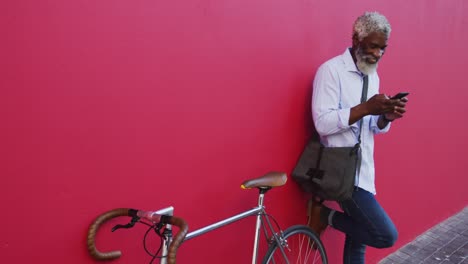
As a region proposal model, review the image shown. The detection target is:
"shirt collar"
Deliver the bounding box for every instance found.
[342,48,361,74]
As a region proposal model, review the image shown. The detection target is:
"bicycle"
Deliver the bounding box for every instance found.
[87,171,328,264]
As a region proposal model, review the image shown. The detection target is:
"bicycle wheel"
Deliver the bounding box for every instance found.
[262,225,328,264]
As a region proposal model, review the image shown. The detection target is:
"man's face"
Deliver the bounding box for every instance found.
[353,31,388,75]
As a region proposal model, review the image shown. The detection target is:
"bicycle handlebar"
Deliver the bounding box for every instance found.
[87,208,188,264]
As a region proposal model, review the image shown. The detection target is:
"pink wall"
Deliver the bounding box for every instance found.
[1,0,467,263]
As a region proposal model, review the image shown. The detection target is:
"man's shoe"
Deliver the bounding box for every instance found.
[307,198,328,237]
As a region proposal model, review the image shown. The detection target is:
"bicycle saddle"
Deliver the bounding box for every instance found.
[240,172,287,189]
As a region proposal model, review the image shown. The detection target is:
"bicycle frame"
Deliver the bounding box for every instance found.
[156,190,287,264]
[87,172,297,264]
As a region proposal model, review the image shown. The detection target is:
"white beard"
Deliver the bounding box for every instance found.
[355,48,378,75]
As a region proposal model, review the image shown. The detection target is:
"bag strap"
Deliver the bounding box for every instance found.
[354,75,368,185]
[357,75,369,144]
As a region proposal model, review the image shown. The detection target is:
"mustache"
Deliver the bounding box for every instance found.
[356,46,383,63]
[357,49,378,62]
[361,54,378,61]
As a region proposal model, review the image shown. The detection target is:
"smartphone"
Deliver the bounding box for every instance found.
[391,92,409,99]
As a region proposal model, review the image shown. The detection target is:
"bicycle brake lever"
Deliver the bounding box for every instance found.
[111,215,140,232]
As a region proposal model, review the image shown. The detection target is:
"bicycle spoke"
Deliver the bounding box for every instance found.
[262,225,327,264]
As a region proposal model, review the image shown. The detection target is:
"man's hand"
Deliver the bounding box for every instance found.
[365,94,407,116]
[377,95,408,128]
[383,96,408,121]
[349,94,407,125]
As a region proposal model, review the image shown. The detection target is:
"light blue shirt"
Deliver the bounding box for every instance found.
[311,48,390,194]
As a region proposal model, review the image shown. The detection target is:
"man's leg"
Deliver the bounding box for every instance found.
[343,235,366,264]
[307,188,397,263]
[333,188,398,249]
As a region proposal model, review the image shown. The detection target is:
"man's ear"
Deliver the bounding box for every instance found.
[352,33,359,48]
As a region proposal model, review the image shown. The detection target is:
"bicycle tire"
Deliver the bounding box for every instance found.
[262,225,328,264]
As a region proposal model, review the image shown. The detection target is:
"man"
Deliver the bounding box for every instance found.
[308,12,408,263]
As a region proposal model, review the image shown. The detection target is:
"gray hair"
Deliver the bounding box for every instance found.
[353,12,391,41]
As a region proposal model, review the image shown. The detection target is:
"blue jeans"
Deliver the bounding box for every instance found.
[331,188,398,264]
